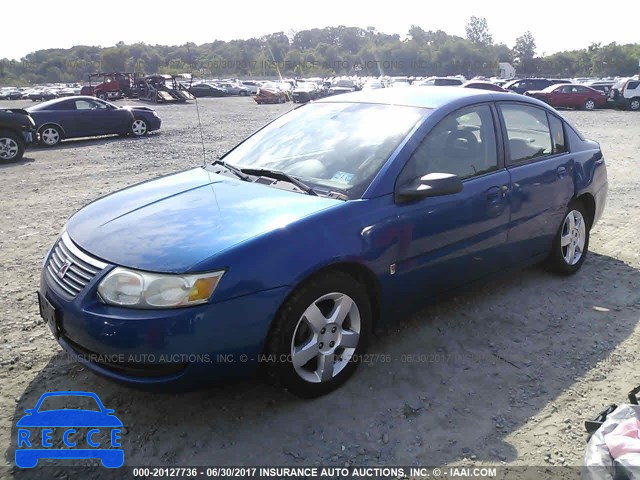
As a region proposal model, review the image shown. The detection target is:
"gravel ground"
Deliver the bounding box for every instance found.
[0,97,639,478]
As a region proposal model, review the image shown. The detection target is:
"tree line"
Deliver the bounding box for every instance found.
[1,19,639,85]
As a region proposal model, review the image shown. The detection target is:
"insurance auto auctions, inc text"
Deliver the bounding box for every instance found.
[252,466,497,477]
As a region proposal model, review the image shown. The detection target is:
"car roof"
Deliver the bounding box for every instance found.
[314,86,537,109]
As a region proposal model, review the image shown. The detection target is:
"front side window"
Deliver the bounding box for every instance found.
[499,104,552,164]
[75,100,98,110]
[398,104,498,184]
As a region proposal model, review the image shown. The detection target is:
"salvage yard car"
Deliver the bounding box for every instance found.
[38,87,607,398]
[525,84,607,110]
[27,96,161,146]
[0,108,36,161]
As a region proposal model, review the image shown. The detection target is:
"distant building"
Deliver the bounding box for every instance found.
[498,62,516,79]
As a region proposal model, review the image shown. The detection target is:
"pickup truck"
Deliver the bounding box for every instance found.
[0,108,37,161]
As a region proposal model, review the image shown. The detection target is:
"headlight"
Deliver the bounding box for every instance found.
[98,267,224,309]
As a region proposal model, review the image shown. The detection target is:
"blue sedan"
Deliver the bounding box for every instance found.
[38,87,607,397]
[26,96,161,146]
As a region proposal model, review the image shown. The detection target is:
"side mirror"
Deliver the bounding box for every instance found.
[395,173,463,203]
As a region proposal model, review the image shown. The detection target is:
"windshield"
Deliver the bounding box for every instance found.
[221,102,427,198]
[542,85,558,92]
[333,80,354,87]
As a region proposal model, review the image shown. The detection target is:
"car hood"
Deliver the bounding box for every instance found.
[66,167,341,273]
[17,411,123,427]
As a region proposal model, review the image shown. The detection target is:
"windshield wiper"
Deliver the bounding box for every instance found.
[211,160,251,182]
[240,168,318,196]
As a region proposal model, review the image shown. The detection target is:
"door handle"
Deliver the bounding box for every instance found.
[486,186,508,201]
[557,166,567,177]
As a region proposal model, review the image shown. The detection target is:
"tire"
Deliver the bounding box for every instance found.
[130,119,147,137]
[0,130,25,161]
[545,200,591,275]
[265,271,372,398]
[239,90,248,96]
[584,99,596,111]
[97,92,107,100]
[39,125,62,146]
[629,98,640,111]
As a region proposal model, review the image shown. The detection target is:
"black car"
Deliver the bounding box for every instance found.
[189,83,228,97]
[0,108,36,161]
[328,79,358,96]
[292,82,319,103]
[0,89,23,100]
[503,78,570,94]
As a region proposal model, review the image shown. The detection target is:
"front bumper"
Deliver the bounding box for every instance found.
[39,253,287,389]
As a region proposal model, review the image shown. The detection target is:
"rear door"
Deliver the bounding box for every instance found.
[497,102,574,261]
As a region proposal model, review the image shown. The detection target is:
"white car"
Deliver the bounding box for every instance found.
[609,78,640,111]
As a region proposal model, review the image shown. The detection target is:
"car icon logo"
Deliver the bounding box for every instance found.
[56,259,72,279]
[15,391,124,468]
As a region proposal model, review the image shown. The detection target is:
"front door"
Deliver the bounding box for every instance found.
[389,104,511,302]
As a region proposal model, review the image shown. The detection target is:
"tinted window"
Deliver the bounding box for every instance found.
[627,81,640,90]
[500,104,552,164]
[548,114,566,154]
[50,100,75,111]
[399,104,498,183]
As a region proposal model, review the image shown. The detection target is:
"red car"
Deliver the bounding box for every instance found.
[525,84,606,110]
[461,81,507,92]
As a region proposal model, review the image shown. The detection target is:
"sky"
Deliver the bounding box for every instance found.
[2,0,638,60]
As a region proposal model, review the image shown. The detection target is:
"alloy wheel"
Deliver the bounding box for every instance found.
[290,292,361,383]
[0,137,19,160]
[41,128,60,146]
[131,120,147,136]
[560,210,586,265]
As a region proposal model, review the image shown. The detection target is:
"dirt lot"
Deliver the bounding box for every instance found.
[0,97,639,478]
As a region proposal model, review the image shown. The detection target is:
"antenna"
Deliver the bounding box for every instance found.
[194,93,207,166]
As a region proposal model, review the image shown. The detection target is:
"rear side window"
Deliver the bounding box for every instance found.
[547,114,567,154]
[627,81,640,90]
[499,104,552,164]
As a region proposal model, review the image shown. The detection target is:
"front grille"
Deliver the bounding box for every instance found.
[45,232,107,298]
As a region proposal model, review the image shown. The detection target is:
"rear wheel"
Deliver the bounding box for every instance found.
[39,125,62,146]
[0,130,24,161]
[584,99,596,110]
[266,272,371,398]
[545,200,590,275]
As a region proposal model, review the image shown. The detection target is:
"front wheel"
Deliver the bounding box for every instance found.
[130,119,147,136]
[584,99,596,111]
[629,98,640,111]
[39,125,62,146]
[545,200,590,275]
[266,272,371,398]
[0,130,25,161]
